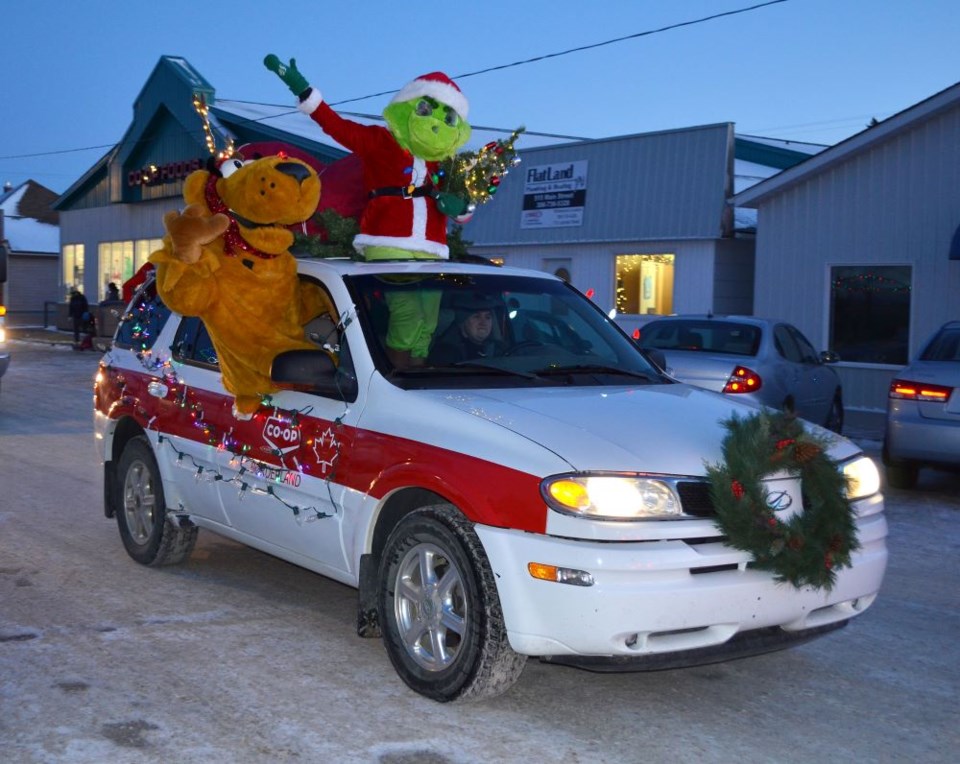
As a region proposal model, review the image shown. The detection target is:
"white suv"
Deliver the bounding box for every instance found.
[94,258,888,701]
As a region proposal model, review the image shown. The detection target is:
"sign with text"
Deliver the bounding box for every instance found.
[520,160,588,229]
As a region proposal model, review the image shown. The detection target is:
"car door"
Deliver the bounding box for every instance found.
[160,316,233,526]
[779,323,833,424]
[214,283,360,576]
[113,282,231,527]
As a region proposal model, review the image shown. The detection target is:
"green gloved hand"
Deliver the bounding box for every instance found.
[264,54,310,97]
[436,192,469,218]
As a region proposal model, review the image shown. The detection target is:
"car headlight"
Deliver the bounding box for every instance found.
[842,456,881,500]
[541,473,683,520]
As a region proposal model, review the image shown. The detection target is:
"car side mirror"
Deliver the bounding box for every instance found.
[271,349,357,399]
[640,347,667,373]
[820,350,841,364]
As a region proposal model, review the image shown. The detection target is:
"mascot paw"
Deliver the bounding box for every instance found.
[163,204,230,264]
[231,399,257,420]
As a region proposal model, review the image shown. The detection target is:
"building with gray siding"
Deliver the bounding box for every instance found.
[460,125,820,339]
[735,80,960,414]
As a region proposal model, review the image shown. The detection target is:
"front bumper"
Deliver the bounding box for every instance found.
[477,494,887,659]
[541,622,847,672]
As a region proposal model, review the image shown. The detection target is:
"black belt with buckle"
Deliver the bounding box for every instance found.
[369,185,437,200]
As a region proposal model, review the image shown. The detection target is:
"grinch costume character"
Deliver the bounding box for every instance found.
[265,55,472,363]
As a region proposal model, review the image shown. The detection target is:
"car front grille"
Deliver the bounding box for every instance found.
[676,480,716,518]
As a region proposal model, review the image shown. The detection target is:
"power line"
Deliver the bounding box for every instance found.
[0,143,118,161]
[0,1,790,163]
[332,0,791,106]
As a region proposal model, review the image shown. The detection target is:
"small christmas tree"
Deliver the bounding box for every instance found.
[441,127,524,209]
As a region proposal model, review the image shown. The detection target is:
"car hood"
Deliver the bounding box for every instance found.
[418,383,858,476]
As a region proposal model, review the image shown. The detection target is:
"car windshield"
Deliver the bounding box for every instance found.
[344,271,665,389]
[920,326,960,361]
[638,320,761,356]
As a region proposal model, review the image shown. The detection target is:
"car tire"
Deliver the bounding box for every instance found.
[115,436,197,566]
[378,504,526,702]
[882,438,920,490]
[825,393,844,434]
[884,460,919,490]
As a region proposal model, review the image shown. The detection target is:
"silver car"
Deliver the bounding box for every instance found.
[637,315,843,432]
[883,320,960,489]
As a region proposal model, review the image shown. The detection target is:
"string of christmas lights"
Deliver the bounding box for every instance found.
[441,127,525,209]
[104,300,348,522]
[192,93,236,160]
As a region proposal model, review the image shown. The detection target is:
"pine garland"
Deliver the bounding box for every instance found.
[292,209,360,259]
[706,410,859,590]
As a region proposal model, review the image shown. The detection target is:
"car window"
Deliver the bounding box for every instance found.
[786,325,819,363]
[300,275,341,353]
[639,320,760,356]
[113,275,171,352]
[773,325,803,363]
[172,317,219,367]
[920,326,960,361]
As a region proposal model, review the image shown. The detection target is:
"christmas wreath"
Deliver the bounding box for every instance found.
[705,410,859,590]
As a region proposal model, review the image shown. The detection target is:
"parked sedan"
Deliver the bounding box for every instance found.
[883,320,960,488]
[637,315,843,432]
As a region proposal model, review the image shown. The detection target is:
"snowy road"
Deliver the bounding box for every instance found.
[1,343,958,763]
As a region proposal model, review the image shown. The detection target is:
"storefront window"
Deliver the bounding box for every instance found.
[62,244,84,296]
[135,239,163,271]
[615,254,675,315]
[98,239,162,300]
[829,265,911,365]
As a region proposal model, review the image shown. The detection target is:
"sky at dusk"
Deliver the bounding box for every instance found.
[2,0,958,195]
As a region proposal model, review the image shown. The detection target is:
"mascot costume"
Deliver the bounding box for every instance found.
[149,146,334,417]
[264,54,472,365]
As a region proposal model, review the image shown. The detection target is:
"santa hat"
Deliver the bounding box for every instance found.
[391,72,469,120]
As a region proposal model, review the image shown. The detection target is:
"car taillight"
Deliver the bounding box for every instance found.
[722,366,762,394]
[889,379,953,401]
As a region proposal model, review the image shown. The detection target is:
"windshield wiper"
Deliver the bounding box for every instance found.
[395,362,540,380]
[532,363,660,382]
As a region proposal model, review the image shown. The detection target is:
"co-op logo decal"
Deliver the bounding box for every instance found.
[765,490,793,511]
[263,415,301,455]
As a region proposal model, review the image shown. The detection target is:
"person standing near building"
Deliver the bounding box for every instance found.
[68,288,89,346]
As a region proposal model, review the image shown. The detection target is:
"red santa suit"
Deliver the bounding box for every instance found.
[298,74,468,260]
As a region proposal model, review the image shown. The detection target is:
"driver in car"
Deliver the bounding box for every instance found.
[429,294,505,363]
